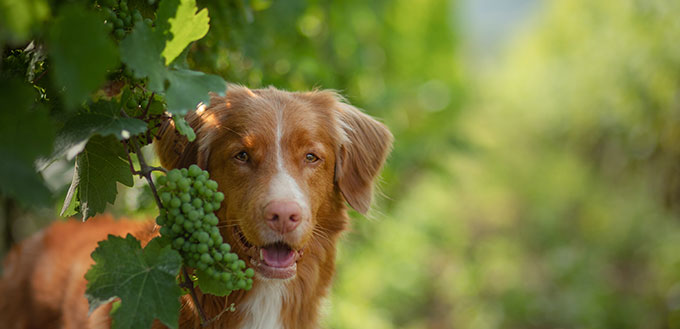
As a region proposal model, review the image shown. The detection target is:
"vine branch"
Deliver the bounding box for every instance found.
[120,109,211,326]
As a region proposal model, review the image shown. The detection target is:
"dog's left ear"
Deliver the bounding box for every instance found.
[334,102,393,214]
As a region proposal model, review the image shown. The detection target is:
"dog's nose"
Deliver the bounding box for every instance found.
[264,201,302,234]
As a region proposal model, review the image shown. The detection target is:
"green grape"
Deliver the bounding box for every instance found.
[203,203,213,213]
[189,165,202,177]
[192,198,203,208]
[114,28,125,39]
[133,11,143,23]
[206,180,218,190]
[156,165,254,293]
[160,192,171,204]
[170,197,181,208]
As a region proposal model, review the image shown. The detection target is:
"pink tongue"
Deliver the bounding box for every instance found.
[261,245,296,268]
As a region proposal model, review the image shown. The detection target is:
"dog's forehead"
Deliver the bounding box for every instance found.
[219,88,332,140]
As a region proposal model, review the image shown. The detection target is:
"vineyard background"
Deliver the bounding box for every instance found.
[2,0,680,328]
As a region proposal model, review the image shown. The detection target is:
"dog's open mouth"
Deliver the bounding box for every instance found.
[232,225,303,279]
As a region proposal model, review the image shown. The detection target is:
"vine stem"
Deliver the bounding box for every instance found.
[120,109,211,326]
[180,267,209,325]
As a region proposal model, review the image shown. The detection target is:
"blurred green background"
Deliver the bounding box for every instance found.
[4,0,680,327]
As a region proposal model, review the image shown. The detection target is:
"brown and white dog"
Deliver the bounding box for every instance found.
[0,85,393,329]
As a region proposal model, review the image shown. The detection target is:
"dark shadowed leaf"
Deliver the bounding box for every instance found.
[0,78,53,205]
[52,101,147,161]
[49,4,118,109]
[165,69,226,116]
[120,22,167,92]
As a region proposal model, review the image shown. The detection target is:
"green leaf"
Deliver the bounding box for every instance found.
[195,269,232,296]
[0,78,53,205]
[68,135,133,219]
[155,0,180,35]
[0,159,51,205]
[0,0,50,43]
[85,235,182,329]
[165,69,226,115]
[120,22,167,92]
[52,101,148,161]
[172,116,196,142]
[161,0,210,65]
[49,4,118,109]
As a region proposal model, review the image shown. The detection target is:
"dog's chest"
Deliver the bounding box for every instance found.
[237,280,287,329]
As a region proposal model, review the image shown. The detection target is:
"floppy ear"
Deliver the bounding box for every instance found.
[155,104,215,170]
[335,102,393,214]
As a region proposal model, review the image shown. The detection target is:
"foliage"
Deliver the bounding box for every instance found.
[325,0,680,328]
[0,0,245,327]
[85,235,183,329]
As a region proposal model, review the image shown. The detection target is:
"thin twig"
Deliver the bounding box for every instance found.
[141,92,155,118]
[180,266,209,325]
[122,141,141,175]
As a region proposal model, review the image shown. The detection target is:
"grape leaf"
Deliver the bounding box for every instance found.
[165,69,226,116]
[49,4,118,109]
[52,101,148,161]
[67,135,134,219]
[85,235,182,329]
[120,22,167,92]
[120,20,226,115]
[161,0,210,65]
[0,78,53,205]
[195,269,232,296]
[172,116,196,142]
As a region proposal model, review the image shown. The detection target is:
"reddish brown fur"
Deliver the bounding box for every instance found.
[0,85,393,329]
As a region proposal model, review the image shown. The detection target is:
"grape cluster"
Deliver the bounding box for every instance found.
[99,0,153,39]
[156,165,254,291]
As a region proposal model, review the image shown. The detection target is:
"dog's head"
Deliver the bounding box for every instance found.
[156,85,392,280]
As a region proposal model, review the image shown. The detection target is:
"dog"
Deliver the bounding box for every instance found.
[0,85,393,329]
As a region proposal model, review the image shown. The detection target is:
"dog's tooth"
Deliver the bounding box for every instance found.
[259,249,264,261]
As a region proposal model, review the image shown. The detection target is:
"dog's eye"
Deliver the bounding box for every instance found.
[305,153,319,163]
[234,151,249,162]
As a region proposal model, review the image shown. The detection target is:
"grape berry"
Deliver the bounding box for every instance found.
[156,165,254,291]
